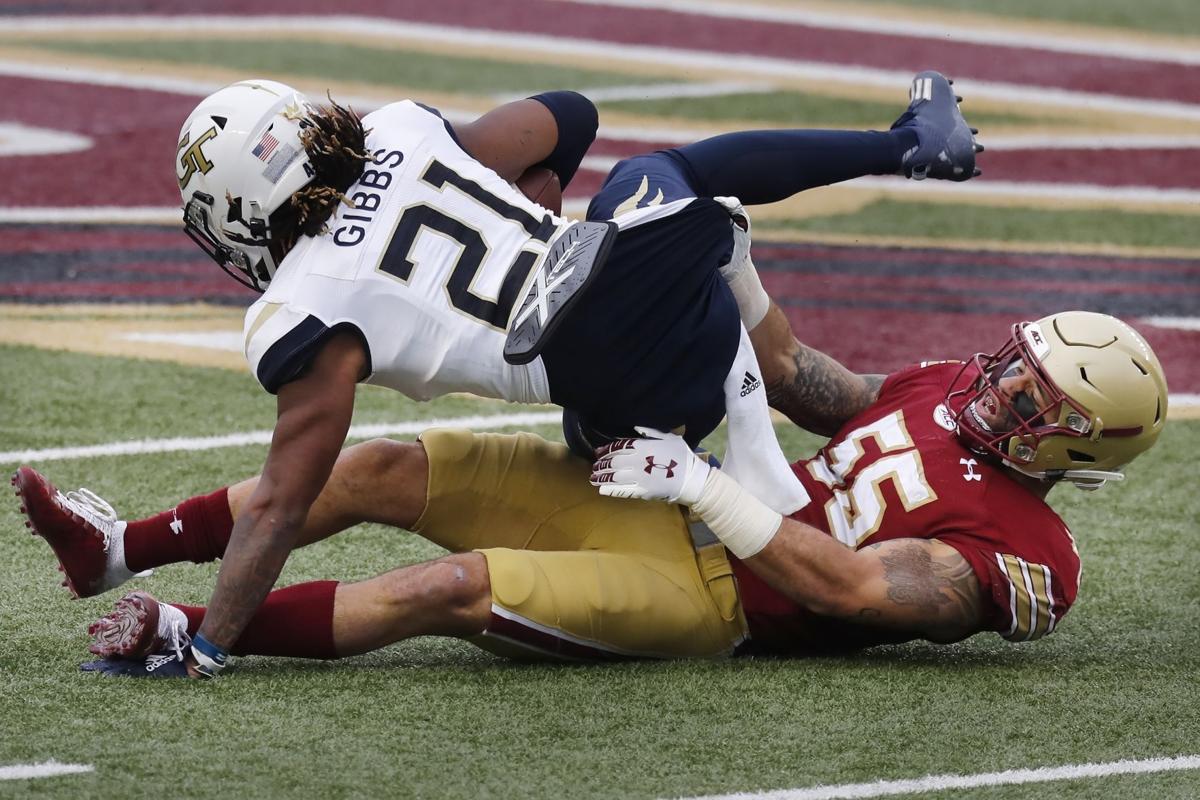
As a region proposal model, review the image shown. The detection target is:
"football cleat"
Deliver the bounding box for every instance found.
[12,466,132,598]
[88,591,191,661]
[81,651,191,679]
[891,71,983,181]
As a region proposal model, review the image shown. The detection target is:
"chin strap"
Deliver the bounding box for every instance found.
[1007,464,1125,491]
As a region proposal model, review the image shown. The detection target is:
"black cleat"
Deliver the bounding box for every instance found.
[891,71,982,181]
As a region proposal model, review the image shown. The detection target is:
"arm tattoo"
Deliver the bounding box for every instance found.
[878,542,983,634]
[765,343,884,436]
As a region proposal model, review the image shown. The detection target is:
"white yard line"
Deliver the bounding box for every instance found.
[557,0,1200,66]
[494,80,772,104]
[3,392,1197,466]
[847,175,1200,205]
[0,205,180,224]
[0,411,561,465]
[3,17,1200,121]
[1143,317,1200,332]
[6,173,1200,228]
[674,754,1200,800]
[0,761,94,780]
[120,331,244,352]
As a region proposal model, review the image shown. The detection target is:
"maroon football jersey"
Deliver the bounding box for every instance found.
[732,361,1081,654]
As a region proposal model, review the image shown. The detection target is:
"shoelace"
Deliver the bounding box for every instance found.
[165,619,191,662]
[56,488,120,550]
[157,605,193,663]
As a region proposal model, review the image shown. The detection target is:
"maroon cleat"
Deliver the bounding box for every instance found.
[12,466,125,598]
[88,591,182,659]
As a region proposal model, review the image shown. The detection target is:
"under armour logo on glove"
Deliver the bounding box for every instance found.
[644,457,678,477]
[591,428,710,506]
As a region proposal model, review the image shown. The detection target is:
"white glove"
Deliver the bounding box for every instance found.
[590,427,711,505]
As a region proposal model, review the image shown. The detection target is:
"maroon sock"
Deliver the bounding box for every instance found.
[123,487,234,572]
[174,580,339,660]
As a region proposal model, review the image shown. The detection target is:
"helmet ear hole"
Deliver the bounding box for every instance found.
[1066,449,1096,463]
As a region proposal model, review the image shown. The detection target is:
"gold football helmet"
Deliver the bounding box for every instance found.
[949,311,1168,489]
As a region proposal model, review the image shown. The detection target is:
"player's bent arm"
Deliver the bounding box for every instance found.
[743,528,986,643]
[192,332,366,672]
[455,99,559,182]
[456,92,597,186]
[592,433,983,643]
[750,301,884,437]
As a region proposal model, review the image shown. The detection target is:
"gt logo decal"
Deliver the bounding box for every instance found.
[177,127,218,189]
[644,457,678,478]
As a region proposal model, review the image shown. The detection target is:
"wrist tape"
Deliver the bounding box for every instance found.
[690,467,782,559]
[721,255,770,329]
[190,633,229,679]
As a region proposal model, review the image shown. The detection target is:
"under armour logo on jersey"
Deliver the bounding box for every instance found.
[169,509,184,535]
[644,457,678,478]
[739,371,761,397]
[911,77,933,103]
[961,458,982,482]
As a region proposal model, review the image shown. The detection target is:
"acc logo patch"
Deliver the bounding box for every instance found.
[177,127,218,189]
[933,403,958,432]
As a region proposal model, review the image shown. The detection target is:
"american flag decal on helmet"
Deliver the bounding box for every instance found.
[251,130,280,162]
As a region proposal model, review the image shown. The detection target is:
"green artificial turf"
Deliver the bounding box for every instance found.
[1,346,1196,799]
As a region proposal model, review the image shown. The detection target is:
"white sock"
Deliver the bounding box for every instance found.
[101,521,150,592]
[719,325,811,515]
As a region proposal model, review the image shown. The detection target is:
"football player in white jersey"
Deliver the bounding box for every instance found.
[22,72,981,677]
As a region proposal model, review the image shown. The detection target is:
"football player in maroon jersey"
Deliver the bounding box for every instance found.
[15,298,1165,674]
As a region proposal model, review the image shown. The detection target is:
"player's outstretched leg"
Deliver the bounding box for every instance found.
[16,438,431,597]
[661,69,982,204]
[82,554,490,675]
[890,70,984,181]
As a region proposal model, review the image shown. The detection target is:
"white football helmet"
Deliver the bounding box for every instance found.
[177,79,316,291]
[949,311,1168,489]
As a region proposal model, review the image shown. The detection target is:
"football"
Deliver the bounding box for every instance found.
[515,166,562,214]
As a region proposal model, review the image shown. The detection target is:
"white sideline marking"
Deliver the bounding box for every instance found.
[0,411,561,465]
[8,169,1200,228]
[120,331,244,352]
[849,175,1200,205]
[0,123,92,156]
[0,761,94,780]
[496,80,771,104]
[1143,316,1200,332]
[0,206,180,224]
[675,754,1200,800]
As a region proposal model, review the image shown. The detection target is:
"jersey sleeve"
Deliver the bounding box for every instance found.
[242,298,370,394]
[939,526,1080,642]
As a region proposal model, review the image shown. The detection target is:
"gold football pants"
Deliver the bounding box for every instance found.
[413,429,748,660]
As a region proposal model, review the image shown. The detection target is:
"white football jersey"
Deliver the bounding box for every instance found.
[243,100,572,403]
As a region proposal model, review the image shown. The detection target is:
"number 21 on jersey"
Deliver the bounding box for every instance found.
[376,158,557,330]
[806,411,938,547]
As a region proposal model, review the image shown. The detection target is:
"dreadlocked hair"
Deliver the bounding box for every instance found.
[270,95,372,251]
